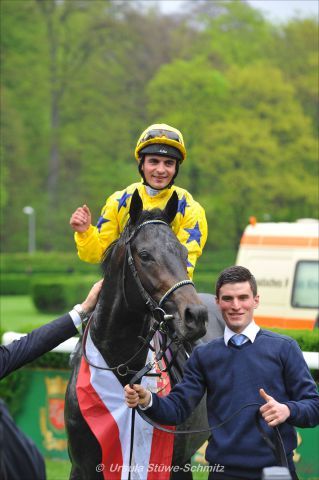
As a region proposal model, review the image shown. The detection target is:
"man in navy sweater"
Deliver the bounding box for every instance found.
[125,266,319,480]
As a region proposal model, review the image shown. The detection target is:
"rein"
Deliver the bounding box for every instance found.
[138,405,289,469]
[82,219,194,374]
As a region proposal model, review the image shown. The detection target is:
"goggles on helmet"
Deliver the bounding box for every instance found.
[140,129,182,144]
[135,123,186,163]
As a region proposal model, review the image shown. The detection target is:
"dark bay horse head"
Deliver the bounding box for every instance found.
[126,189,207,339]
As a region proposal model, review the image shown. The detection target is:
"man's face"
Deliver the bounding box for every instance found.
[141,155,177,189]
[216,281,259,333]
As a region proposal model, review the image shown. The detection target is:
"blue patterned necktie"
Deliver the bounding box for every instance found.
[231,334,247,346]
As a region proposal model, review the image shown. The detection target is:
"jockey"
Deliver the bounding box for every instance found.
[70,123,208,279]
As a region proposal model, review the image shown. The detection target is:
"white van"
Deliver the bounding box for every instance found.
[236,219,319,330]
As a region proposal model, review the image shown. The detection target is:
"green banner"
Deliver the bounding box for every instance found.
[14,368,69,460]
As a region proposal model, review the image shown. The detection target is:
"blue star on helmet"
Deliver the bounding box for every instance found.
[116,191,132,212]
[96,216,109,232]
[177,195,189,216]
[185,222,202,246]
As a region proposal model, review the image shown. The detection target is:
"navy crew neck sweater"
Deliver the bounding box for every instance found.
[145,329,319,479]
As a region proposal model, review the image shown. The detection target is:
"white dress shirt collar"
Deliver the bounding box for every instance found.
[224,320,260,346]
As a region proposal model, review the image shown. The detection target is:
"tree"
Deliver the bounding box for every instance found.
[147,57,229,194]
[270,19,318,128]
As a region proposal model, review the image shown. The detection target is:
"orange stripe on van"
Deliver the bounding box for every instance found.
[254,315,315,330]
[241,235,319,248]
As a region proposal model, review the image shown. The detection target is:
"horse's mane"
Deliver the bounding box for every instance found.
[101,207,171,276]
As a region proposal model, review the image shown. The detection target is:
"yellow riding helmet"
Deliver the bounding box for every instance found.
[135,123,187,163]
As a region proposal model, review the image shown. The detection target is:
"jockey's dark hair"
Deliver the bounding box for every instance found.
[215,265,258,298]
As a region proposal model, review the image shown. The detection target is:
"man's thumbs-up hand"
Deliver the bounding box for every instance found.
[259,388,290,427]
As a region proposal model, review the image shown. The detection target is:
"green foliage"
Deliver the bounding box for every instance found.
[31,276,96,313]
[196,0,274,66]
[194,248,236,292]
[0,0,317,255]
[46,458,71,480]
[29,351,71,370]
[0,295,57,332]
[0,368,28,417]
[0,252,100,295]
[0,273,32,295]
[0,252,100,275]
[269,19,319,128]
[269,328,319,351]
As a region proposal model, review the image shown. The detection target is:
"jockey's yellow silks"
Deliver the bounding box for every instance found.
[74,182,208,279]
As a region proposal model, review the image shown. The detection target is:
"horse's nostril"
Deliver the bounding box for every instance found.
[185,305,208,324]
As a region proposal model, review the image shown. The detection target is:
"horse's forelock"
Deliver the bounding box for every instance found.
[101,208,170,274]
[136,208,170,225]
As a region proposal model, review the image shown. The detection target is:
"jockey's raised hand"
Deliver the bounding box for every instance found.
[124,384,151,408]
[70,204,92,233]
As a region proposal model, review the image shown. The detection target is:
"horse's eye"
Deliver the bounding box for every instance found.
[138,250,153,262]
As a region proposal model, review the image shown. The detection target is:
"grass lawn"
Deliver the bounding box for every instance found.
[46,458,71,480]
[45,458,209,480]
[0,295,63,332]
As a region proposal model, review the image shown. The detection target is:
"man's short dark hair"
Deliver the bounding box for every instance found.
[215,265,257,298]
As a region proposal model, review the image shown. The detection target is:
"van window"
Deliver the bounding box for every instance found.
[292,261,319,309]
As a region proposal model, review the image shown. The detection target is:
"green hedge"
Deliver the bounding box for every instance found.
[0,369,29,417]
[0,249,236,296]
[1,252,101,295]
[269,328,319,351]
[0,252,100,275]
[31,276,97,313]
[0,273,33,295]
[195,248,236,274]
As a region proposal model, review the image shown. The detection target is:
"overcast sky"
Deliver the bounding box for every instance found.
[157,0,318,22]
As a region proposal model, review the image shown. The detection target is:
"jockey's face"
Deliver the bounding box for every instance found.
[141,155,177,190]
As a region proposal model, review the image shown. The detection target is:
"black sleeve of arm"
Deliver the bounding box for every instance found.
[0,314,77,379]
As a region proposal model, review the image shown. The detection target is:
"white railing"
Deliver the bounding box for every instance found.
[2,332,319,369]
[2,331,79,353]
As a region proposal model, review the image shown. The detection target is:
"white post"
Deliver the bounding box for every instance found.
[22,206,36,254]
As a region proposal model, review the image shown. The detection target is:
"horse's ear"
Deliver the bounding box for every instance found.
[164,191,178,224]
[129,189,143,225]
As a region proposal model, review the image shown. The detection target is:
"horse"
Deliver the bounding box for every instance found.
[65,189,216,479]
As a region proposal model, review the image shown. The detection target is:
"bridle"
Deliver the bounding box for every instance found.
[82,219,194,375]
[124,220,193,311]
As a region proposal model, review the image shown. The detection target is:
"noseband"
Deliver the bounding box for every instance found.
[82,219,194,374]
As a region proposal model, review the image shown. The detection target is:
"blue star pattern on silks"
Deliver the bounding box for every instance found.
[116,191,132,212]
[185,222,202,246]
[187,259,194,269]
[96,216,109,232]
[177,195,189,216]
